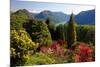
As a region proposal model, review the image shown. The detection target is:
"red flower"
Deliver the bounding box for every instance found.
[75,43,94,62]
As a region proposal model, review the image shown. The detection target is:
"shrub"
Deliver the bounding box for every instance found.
[10,30,39,66]
[40,42,66,56]
[24,53,56,65]
[40,42,68,63]
[74,43,94,62]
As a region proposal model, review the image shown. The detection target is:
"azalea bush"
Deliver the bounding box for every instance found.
[40,42,66,56]
[74,43,94,62]
[40,41,68,63]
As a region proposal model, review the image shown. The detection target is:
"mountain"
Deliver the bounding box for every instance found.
[33,10,70,24]
[33,9,95,25]
[75,9,95,25]
[12,9,95,25]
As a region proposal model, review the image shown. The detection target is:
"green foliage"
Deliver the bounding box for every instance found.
[55,24,68,41]
[10,30,38,66]
[76,25,95,45]
[24,19,52,46]
[45,18,56,40]
[63,24,68,41]
[67,14,77,48]
[10,9,29,30]
[55,24,95,46]
[56,24,66,40]
[24,52,56,65]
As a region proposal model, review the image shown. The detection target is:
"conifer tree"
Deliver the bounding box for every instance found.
[45,18,56,40]
[67,13,77,48]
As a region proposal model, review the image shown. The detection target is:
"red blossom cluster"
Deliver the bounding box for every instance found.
[75,43,94,62]
[40,41,66,57]
[40,41,94,62]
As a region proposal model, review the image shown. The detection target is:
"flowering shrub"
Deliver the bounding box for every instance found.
[50,44,65,56]
[39,42,94,63]
[40,42,66,56]
[40,41,68,63]
[74,43,94,62]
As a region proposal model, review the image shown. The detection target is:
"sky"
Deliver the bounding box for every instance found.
[11,0,95,15]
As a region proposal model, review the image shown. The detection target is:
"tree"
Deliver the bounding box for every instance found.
[56,24,65,40]
[45,18,56,40]
[64,24,68,41]
[24,19,52,46]
[67,13,77,48]
[76,25,95,45]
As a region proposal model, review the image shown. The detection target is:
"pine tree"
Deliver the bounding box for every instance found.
[45,18,56,40]
[67,13,77,48]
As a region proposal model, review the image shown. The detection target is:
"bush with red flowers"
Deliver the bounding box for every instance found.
[40,41,66,55]
[74,43,94,62]
[39,41,68,63]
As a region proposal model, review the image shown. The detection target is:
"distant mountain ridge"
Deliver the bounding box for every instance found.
[33,9,95,25]
[75,9,95,25]
[11,9,95,25]
[33,10,70,24]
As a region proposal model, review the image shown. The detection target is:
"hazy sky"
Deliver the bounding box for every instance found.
[11,0,95,14]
